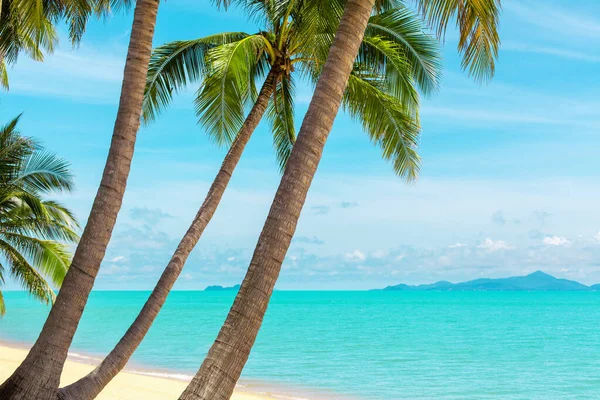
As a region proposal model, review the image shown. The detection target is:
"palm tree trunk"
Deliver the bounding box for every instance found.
[178,1,376,399]
[0,1,160,399]
[56,69,279,400]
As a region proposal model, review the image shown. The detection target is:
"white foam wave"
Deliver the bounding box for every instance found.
[128,369,194,381]
[67,352,102,362]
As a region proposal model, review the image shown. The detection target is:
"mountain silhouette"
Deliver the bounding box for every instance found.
[379,271,597,291]
[204,284,241,291]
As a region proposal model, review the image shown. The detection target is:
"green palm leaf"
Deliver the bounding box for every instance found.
[17,149,74,194]
[366,7,442,94]
[358,36,419,113]
[0,115,33,180]
[143,32,249,123]
[0,238,57,306]
[0,59,8,90]
[1,232,70,286]
[344,73,421,181]
[415,0,500,82]
[0,116,79,315]
[195,34,269,145]
[0,0,58,64]
[0,290,5,316]
[0,0,134,90]
[266,73,296,171]
[2,200,79,242]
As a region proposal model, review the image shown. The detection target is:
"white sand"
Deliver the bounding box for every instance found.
[0,344,275,399]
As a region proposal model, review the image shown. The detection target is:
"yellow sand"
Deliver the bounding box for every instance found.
[0,344,274,400]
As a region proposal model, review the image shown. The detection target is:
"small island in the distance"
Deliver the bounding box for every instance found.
[377,271,600,292]
[204,284,241,291]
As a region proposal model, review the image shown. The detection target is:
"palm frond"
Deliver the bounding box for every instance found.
[0,115,77,315]
[0,115,35,182]
[0,0,133,90]
[266,73,296,171]
[8,189,47,219]
[0,59,8,90]
[415,0,500,82]
[195,34,269,145]
[374,0,404,12]
[17,149,74,194]
[366,7,442,94]
[38,199,80,231]
[294,0,344,36]
[217,0,288,29]
[0,0,58,63]
[44,0,133,45]
[0,114,22,137]
[1,198,80,241]
[358,36,420,113]
[1,232,70,286]
[0,290,5,316]
[1,215,79,243]
[143,32,250,123]
[0,238,56,305]
[344,73,421,181]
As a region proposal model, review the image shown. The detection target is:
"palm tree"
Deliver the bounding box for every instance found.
[0,0,160,399]
[0,115,79,316]
[57,1,440,398]
[0,0,130,89]
[178,0,501,399]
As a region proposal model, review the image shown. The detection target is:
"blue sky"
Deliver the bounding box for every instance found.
[2,0,600,290]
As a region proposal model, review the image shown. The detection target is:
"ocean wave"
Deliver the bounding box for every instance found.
[127,369,194,382]
[67,352,102,363]
[272,395,311,400]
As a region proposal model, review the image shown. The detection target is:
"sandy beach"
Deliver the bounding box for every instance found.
[0,344,274,400]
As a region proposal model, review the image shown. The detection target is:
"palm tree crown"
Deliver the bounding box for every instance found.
[144,0,442,179]
[0,115,79,315]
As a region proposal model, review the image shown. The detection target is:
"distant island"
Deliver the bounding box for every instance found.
[378,271,600,292]
[204,284,241,291]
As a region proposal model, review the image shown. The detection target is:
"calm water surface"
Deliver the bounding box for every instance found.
[1,291,600,399]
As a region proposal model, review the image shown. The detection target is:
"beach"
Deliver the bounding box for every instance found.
[0,344,274,400]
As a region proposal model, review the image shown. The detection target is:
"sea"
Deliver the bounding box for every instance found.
[1,291,600,399]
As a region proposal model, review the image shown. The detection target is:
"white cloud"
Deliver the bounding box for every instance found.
[542,236,572,246]
[478,238,514,252]
[594,231,600,243]
[277,237,600,289]
[110,256,125,263]
[345,250,366,262]
[371,250,388,259]
[449,243,467,248]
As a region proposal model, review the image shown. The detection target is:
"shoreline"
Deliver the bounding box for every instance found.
[0,341,311,400]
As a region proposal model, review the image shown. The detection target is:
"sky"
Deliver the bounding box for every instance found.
[2,0,600,290]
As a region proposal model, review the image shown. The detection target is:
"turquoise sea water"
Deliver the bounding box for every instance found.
[1,291,600,399]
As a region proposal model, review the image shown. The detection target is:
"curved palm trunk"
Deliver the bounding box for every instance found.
[0,1,160,399]
[178,1,375,399]
[56,69,279,400]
